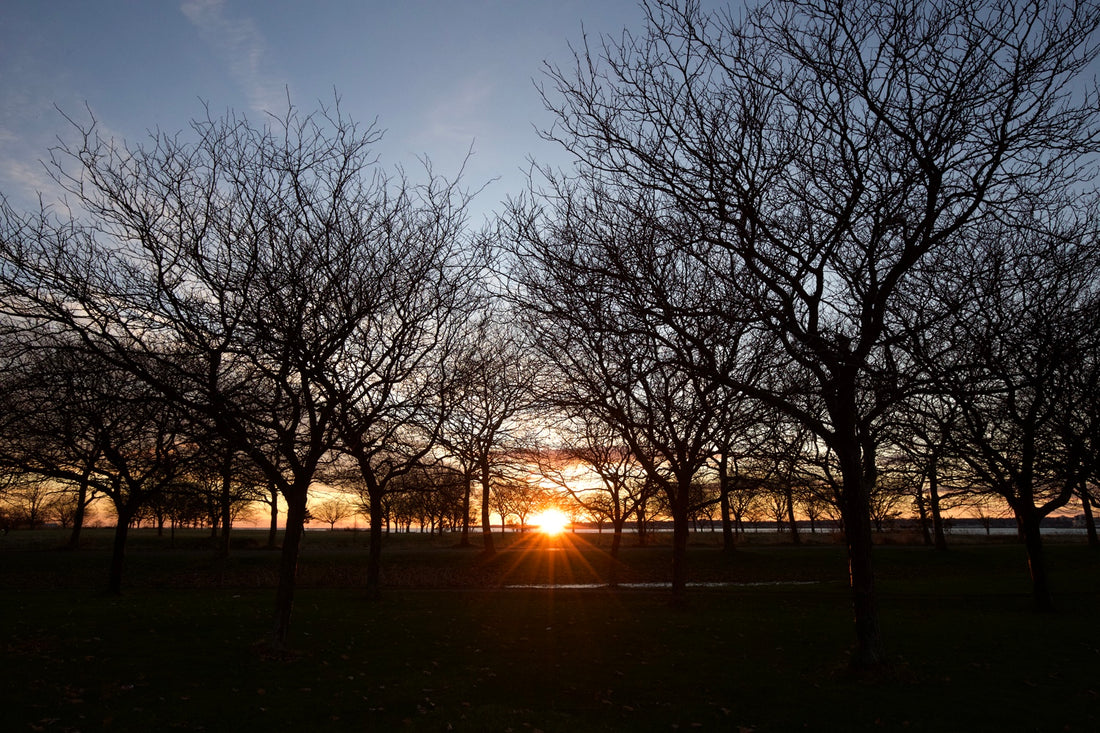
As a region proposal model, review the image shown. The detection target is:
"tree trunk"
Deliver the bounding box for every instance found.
[670,491,690,603]
[271,490,308,650]
[66,475,91,550]
[217,448,234,559]
[719,453,735,552]
[1079,484,1098,549]
[266,483,279,549]
[480,460,495,555]
[785,485,800,545]
[366,486,384,599]
[833,415,885,669]
[1018,508,1053,611]
[839,480,882,668]
[928,459,948,551]
[606,516,625,587]
[107,508,132,595]
[459,474,472,547]
[914,485,933,547]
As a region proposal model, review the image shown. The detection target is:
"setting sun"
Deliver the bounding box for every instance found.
[532,508,569,535]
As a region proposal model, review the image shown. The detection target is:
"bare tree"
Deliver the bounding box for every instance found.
[391,462,468,535]
[489,472,546,532]
[312,497,354,530]
[762,480,792,535]
[538,0,1100,666]
[800,481,837,534]
[725,471,762,537]
[890,393,965,550]
[0,338,108,548]
[0,476,57,529]
[175,439,267,554]
[438,315,540,554]
[751,414,816,543]
[1077,481,1099,548]
[911,209,1100,608]
[507,194,750,600]
[328,179,480,595]
[867,469,911,533]
[0,338,196,589]
[534,415,651,559]
[0,99,465,647]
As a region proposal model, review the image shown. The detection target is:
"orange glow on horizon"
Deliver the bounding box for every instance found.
[532,508,569,535]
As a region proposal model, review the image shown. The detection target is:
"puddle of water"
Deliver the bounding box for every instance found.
[502,580,822,590]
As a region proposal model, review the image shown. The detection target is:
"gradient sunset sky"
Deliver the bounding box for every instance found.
[0,0,679,222]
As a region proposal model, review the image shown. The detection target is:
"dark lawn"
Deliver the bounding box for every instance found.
[1,529,1097,731]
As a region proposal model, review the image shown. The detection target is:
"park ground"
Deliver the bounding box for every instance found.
[2,528,1098,731]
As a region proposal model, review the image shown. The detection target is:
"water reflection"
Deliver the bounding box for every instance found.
[503,580,822,589]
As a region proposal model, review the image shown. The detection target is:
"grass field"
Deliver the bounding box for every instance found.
[2,528,1098,731]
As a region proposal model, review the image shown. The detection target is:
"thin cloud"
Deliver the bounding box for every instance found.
[419,73,495,148]
[180,0,283,113]
[0,153,55,207]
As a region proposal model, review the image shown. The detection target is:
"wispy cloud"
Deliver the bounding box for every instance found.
[0,152,55,208]
[180,0,283,113]
[0,108,126,211]
[417,72,495,153]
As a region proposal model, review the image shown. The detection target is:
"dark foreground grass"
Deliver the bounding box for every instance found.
[2,531,1098,731]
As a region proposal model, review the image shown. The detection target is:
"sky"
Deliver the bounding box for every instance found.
[0,0,660,224]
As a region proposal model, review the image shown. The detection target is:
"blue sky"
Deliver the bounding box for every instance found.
[0,0,658,223]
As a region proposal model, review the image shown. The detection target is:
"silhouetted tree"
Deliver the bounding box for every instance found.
[327,188,479,595]
[890,394,964,550]
[176,441,266,554]
[910,210,1100,609]
[508,195,752,600]
[725,471,762,537]
[0,338,109,548]
[538,0,1100,666]
[0,339,199,578]
[534,416,652,559]
[312,497,354,530]
[707,388,768,550]
[0,476,57,529]
[0,99,472,647]
[439,315,540,555]
[396,463,468,535]
[490,472,545,532]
